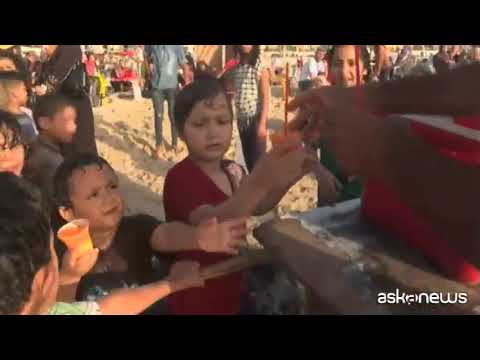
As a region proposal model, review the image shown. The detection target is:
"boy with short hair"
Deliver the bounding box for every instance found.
[0,70,38,144]
[23,93,77,201]
[0,171,207,315]
[52,154,247,314]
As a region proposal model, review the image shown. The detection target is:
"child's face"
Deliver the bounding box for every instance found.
[0,126,24,176]
[66,164,124,233]
[8,82,28,107]
[42,106,78,144]
[331,46,365,88]
[0,57,16,71]
[182,93,233,163]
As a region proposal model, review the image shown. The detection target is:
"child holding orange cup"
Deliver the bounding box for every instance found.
[57,219,94,258]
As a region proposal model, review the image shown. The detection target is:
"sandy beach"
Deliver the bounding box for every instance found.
[94,91,318,240]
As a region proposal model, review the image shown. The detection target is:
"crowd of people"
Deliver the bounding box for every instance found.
[1,44,480,315]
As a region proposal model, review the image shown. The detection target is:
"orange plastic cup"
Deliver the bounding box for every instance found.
[270,129,302,149]
[57,219,93,257]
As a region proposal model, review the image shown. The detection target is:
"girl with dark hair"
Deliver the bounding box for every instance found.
[232,45,270,172]
[315,45,370,206]
[35,45,98,157]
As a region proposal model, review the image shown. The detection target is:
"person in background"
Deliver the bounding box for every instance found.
[433,45,453,74]
[0,110,26,177]
[35,45,97,157]
[471,46,480,62]
[298,47,328,92]
[0,71,38,144]
[232,45,270,173]
[373,45,392,82]
[145,45,192,157]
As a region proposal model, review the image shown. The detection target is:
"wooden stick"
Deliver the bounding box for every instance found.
[200,248,272,281]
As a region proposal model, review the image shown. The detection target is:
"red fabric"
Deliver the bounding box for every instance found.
[85,60,96,77]
[111,69,137,82]
[362,115,480,285]
[163,157,245,315]
[223,58,240,73]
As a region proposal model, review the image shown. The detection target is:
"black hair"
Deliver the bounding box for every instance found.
[53,153,114,210]
[0,70,28,84]
[174,77,232,133]
[327,45,372,83]
[234,45,261,67]
[33,93,75,131]
[0,109,23,151]
[0,50,27,74]
[0,172,51,314]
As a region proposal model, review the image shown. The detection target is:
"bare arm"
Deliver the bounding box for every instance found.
[96,280,174,315]
[150,222,202,252]
[365,62,480,115]
[189,172,269,225]
[258,68,270,129]
[97,261,203,315]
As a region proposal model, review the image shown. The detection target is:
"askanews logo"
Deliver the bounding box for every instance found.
[377,289,468,305]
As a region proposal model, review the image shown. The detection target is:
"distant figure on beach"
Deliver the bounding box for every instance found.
[145,45,192,157]
[232,45,270,173]
[433,45,453,74]
[298,47,327,92]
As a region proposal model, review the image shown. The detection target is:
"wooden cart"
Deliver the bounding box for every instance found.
[254,199,480,315]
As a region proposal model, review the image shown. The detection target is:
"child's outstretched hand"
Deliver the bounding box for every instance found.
[60,248,99,285]
[167,261,204,292]
[255,138,315,190]
[197,217,248,255]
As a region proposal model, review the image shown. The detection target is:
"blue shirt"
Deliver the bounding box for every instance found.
[145,45,186,90]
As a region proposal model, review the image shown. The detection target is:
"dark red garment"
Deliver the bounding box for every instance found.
[362,115,480,285]
[223,58,240,73]
[163,157,245,315]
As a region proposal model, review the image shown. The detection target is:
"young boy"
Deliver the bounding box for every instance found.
[23,94,77,201]
[0,70,38,144]
[52,153,247,314]
[0,109,25,176]
[0,171,206,315]
[163,77,314,314]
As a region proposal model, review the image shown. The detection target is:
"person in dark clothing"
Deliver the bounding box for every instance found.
[35,45,97,157]
[433,45,452,74]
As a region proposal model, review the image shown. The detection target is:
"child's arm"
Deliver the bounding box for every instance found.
[96,261,203,315]
[189,140,312,224]
[150,218,247,255]
[57,248,99,302]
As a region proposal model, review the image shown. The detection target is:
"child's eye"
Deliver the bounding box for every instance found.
[192,122,204,128]
[110,184,118,190]
[88,191,99,200]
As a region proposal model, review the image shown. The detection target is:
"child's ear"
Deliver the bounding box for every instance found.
[37,116,50,131]
[58,207,74,222]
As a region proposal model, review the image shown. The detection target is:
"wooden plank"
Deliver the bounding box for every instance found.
[254,203,480,315]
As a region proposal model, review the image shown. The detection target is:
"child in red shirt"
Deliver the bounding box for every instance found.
[163,77,312,314]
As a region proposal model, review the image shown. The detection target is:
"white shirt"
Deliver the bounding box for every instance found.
[300,58,327,81]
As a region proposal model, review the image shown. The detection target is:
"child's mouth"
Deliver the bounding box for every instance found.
[104,205,119,216]
[206,143,223,150]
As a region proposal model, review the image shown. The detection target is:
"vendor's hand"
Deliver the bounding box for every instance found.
[313,107,390,176]
[287,86,361,144]
[60,248,99,285]
[167,261,204,292]
[196,217,248,255]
